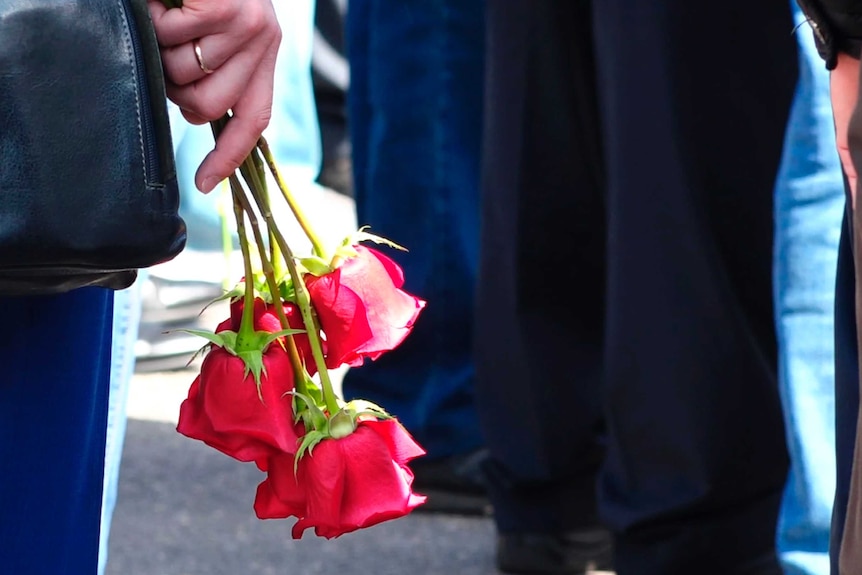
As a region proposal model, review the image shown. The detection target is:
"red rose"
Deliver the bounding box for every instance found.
[254,418,426,538]
[223,297,316,375]
[227,298,316,368]
[305,246,425,368]
[177,342,301,463]
[228,297,293,333]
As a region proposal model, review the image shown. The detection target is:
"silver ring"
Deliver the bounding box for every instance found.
[193,40,214,75]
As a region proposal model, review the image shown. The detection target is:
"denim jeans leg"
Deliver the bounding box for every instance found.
[0,288,113,574]
[98,276,144,575]
[343,0,486,458]
[773,6,845,574]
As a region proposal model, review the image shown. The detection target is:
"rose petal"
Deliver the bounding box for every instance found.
[177,375,278,462]
[306,246,425,368]
[282,421,425,539]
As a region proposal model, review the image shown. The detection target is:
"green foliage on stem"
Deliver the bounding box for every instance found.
[180,327,303,401]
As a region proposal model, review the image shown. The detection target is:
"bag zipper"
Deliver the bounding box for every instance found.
[121,0,160,185]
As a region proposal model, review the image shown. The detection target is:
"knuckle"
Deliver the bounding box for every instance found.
[206,2,234,24]
[242,1,278,39]
[196,95,230,121]
[270,25,283,48]
[250,108,273,133]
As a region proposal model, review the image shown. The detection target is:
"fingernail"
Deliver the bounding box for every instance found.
[200,176,217,194]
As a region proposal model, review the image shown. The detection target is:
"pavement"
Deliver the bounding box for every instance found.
[106,185,503,575]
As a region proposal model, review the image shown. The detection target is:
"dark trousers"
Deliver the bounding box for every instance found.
[475,1,797,573]
[832,204,857,573]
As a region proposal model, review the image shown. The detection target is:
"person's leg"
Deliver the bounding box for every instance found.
[98,278,144,574]
[772,5,844,574]
[343,0,486,461]
[592,1,797,573]
[831,205,857,573]
[0,288,113,574]
[477,1,610,571]
[834,58,862,572]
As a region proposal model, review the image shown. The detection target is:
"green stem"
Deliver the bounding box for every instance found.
[234,146,291,275]
[248,150,285,282]
[257,137,328,260]
[229,175,309,398]
[198,102,335,412]
[218,181,232,291]
[230,192,256,350]
[240,165,340,416]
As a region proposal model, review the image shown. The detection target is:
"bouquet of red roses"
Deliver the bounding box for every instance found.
[161,64,428,538]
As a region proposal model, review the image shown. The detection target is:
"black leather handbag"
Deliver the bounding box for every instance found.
[0,0,187,295]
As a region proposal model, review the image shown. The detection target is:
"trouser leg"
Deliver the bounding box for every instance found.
[836,57,862,566]
[832,205,857,574]
[344,0,486,458]
[772,5,843,573]
[476,0,607,533]
[0,288,113,574]
[592,1,796,573]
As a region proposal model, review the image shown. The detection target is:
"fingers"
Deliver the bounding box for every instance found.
[165,39,266,119]
[159,37,226,86]
[155,2,279,87]
[194,48,278,192]
[148,0,282,192]
[148,0,236,47]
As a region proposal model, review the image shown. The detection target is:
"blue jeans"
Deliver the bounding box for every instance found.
[343,0,486,459]
[0,288,113,574]
[773,5,845,573]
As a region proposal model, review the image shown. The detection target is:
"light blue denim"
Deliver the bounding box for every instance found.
[773,5,845,574]
[98,278,143,574]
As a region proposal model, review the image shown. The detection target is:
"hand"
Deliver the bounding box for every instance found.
[147,0,282,192]
[831,52,861,206]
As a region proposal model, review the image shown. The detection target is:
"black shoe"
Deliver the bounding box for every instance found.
[497,529,614,575]
[411,449,493,516]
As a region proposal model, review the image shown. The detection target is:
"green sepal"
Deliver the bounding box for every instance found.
[243,273,297,305]
[344,399,392,420]
[250,274,271,302]
[323,228,409,271]
[178,329,240,355]
[181,328,303,402]
[301,376,324,408]
[186,342,212,367]
[290,391,328,431]
[294,430,327,474]
[299,255,334,277]
[328,409,356,439]
[343,226,407,252]
[236,348,267,402]
[226,273,295,306]
[278,278,296,303]
[198,287,237,315]
[182,327,304,355]
[260,328,307,348]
